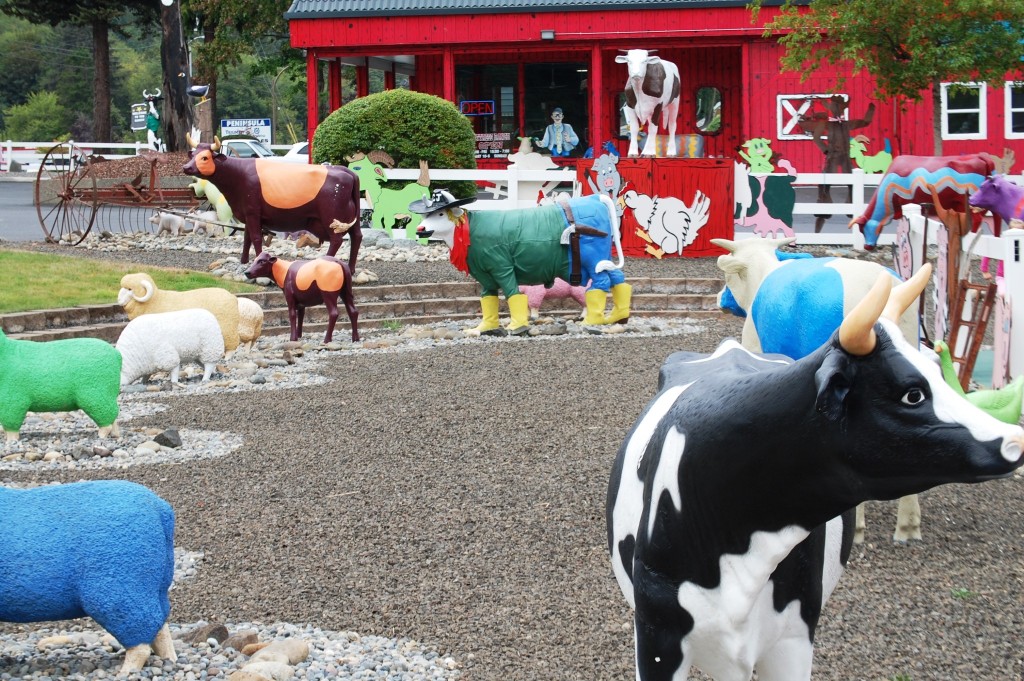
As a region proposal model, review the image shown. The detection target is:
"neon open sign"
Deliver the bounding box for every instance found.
[460,100,495,116]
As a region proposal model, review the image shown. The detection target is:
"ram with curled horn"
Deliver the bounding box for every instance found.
[182,137,361,268]
[609,262,1024,681]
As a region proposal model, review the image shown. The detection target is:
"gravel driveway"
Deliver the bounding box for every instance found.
[2,239,1022,681]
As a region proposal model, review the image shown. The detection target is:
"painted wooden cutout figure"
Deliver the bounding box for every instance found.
[713,236,924,544]
[346,151,430,239]
[537,107,579,157]
[616,49,681,157]
[412,190,629,335]
[0,480,176,675]
[143,89,164,152]
[244,252,360,343]
[182,136,361,266]
[734,138,797,238]
[608,265,1024,681]
[623,189,711,257]
[798,95,875,233]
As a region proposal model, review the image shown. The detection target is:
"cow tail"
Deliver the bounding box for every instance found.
[595,193,624,271]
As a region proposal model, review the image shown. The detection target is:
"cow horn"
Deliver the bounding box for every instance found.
[710,238,737,253]
[211,136,221,152]
[330,217,356,234]
[186,132,197,149]
[134,278,155,304]
[838,273,891,355]
[882,263,932,323]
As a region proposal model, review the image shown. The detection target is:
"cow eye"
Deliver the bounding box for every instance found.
[901,388,927,405]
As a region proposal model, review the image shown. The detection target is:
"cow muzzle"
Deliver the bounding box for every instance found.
[416,227,434,239]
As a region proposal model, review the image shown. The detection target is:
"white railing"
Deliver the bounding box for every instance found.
[0,140,298,172]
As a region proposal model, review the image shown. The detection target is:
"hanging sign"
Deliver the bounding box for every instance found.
[460,100,495,116]
[130,103,149,131]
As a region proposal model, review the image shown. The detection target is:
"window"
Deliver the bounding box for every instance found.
[1007,82,1024,139]
[776,94,848,140]
[941,82,986,140]
[695,87,722,135]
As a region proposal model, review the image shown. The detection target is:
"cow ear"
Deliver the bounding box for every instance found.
[814,349,855,421]
[614,56,628,63]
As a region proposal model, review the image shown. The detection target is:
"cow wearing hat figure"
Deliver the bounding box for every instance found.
[411,190,629,335]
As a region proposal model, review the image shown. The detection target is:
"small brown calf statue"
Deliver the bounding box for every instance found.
[244,252,360,343]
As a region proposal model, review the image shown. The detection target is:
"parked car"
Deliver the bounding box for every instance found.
[280,142,310,164]
[221,138,279,160]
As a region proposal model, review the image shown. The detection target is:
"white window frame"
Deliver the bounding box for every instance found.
[776,94,849,140]
[1006,81,1024,140]
[941,82,986,140]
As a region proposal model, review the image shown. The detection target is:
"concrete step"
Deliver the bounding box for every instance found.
[2,277,726,342]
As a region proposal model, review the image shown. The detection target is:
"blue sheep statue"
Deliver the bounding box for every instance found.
[0,329,122,441]
[0,480,176,674]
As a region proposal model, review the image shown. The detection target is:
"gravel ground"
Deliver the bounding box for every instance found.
[1,236,1022,681]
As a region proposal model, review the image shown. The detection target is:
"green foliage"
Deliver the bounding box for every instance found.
[313,89,478,199]
[889,675,912,681]
[380,319,403,331]
[751,0,1024,103]
[951,586,978,600]
[2,91,71,141]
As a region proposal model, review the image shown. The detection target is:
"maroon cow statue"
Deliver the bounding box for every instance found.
[182,136,362,267]
[849,153,995,249]
[244,252,360,344]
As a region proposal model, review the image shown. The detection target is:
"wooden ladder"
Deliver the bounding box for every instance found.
[946,279,998,392]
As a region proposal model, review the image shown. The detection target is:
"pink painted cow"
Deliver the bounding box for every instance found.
[849,153,995,249]
[182,136,362,267]
[969,173,1024,226]
[615,49,681,157]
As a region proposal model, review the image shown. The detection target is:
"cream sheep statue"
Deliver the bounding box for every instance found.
[116,309,225,385]
[237,297,264,354]
[117,273,240,356]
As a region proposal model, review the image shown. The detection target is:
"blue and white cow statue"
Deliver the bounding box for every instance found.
[712,236,923,543]
[607,265,1024,681]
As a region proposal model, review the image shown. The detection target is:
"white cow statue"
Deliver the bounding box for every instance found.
[616,49,681,157]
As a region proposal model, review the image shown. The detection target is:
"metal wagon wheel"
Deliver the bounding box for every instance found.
[34,143,98,244]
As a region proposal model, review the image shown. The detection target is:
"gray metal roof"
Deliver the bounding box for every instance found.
[284,0,781,19]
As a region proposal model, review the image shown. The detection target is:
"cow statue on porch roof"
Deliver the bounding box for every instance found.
[616,49,681,158]
[608,264,1024,681]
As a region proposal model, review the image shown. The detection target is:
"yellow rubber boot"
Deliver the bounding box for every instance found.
[605,283,633,325]
[583,289,609,325]
[506,293,531,335]
[469,295,502,336]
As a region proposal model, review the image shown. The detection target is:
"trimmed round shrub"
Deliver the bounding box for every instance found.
[313,89,478,200]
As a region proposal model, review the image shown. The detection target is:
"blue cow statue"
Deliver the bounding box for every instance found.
[608,265,1024,681]
[0,480,176,674]
[712,236,923,543]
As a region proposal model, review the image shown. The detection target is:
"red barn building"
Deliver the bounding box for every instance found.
[285,0,1024,172]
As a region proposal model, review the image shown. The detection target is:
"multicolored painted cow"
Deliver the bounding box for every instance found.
[608,267,1024,681]
[182,136,361,267]
[244,252,359,343]
[849,153,995,249]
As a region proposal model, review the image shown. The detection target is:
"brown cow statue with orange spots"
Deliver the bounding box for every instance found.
[182,135,361,268]
[244,252,360,343]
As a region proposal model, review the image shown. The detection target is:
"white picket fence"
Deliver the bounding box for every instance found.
[0,140,297,172]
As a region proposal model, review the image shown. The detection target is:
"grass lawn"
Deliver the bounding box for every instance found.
[0,249,260,314]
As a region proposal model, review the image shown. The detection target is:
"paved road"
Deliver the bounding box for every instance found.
[0,175,42,242]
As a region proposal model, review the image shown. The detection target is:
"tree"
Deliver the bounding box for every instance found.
[1,91,72,140]
[751,0,1024,154]
[313,89,478,199]
[0,0,157,142]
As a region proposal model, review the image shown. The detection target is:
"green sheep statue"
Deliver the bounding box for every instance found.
[0,330,122,442]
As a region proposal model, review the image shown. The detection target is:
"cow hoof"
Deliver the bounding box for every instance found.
[507,325,530,336]
[480,327,508,337]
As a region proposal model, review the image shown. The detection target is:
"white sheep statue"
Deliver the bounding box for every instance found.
[116,309,225,385]
[237,297,264,354]
[0,330,121,442]
[0,480,176,675]
[117,272,241,356]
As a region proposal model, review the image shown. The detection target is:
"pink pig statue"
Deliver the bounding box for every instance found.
[519,277,589,319]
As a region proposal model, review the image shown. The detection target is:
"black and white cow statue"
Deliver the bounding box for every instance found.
[616,49,681,158]
[607,264,1024,681]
